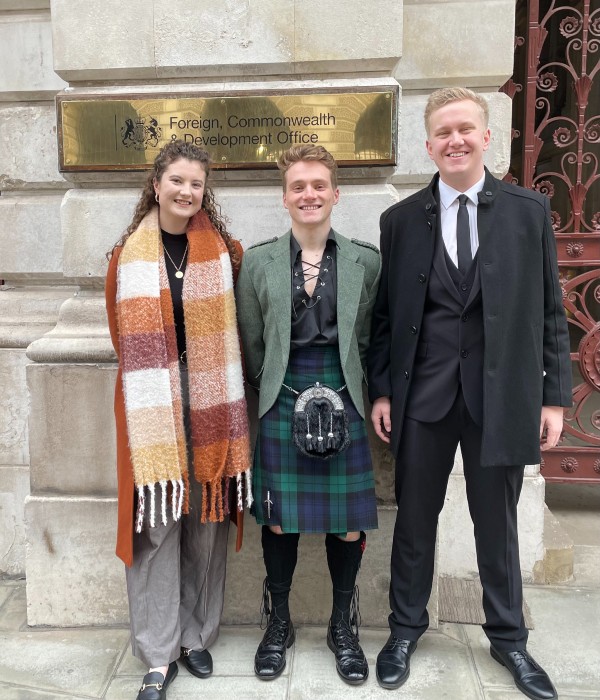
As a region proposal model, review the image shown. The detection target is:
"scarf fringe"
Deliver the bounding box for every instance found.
[148,482,156,528]
[135,485,145,534]
[135,480,186,533]
[159,480,167,525]
[245,469,253,509]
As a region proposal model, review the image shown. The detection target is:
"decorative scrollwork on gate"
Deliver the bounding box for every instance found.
[562,268,600,445]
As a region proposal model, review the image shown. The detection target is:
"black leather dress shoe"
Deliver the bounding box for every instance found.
[180,647,213,678]
[254,617,295,680]
[491,647,558,700]
[327,620,369,685]
[376,635,418,689]
[136,661,178,700]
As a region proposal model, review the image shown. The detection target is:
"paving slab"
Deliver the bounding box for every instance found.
[0,583,13,609]
[0,627,129,696]
[289,624,481,699]
[464,586,600,698]
[0,584,26,631]
[107,671,290,700]
[116,625,287,679]
[4,688,90,700]
[572,544,600,588]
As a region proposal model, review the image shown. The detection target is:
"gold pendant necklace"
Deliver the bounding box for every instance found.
[163,242,189,279]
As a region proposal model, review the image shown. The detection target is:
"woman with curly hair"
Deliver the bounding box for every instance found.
[105,139,251,700]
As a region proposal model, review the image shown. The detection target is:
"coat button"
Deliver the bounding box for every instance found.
[461,283,468,291]
[410,325,418,334]
[418,273,426,283]
[460,349,469,358]
[461,314,469,322]
[404,370,410,379]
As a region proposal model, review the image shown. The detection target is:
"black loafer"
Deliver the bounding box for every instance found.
[254,618,295,680]
[181,647,213,678]
[491,647,558,700]
[136,661,178,700]
[327,620,369,685]
[376,635,417,689]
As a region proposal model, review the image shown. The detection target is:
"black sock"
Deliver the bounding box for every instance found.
[261,526,300,621]
[326,532,365,625]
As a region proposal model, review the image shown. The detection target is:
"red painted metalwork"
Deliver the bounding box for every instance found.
[502,0,600,482]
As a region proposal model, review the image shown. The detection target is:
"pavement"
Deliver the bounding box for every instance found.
[1,483,599,700]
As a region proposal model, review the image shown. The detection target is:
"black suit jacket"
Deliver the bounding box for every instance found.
[367,169,572,467]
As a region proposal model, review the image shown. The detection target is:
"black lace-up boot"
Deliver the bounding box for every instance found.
[254,527,299,681]
[325,532,368,685]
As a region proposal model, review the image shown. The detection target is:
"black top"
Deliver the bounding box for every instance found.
[161,230,188,361]
[290,230,338,349]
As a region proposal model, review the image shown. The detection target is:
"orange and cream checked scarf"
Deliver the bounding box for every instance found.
[116,207,252,532]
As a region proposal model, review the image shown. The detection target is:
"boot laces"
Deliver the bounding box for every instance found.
[261,616,290,648]
[331,618,361,652]
[259,577,271,630]
[331,585,361,640]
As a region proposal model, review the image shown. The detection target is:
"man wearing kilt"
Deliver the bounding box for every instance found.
[235,145,381,686]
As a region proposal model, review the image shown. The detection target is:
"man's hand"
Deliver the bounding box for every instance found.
[371,397,392,443]
[540,406,564,451]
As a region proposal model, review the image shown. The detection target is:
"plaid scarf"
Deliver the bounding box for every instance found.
[116,206,252,532]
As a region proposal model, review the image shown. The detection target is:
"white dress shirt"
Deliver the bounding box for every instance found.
[438,174,485,268]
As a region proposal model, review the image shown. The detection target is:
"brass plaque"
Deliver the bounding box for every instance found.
[57,88,397,171]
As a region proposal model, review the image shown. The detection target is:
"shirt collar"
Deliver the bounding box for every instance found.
[438,173,486,211]
[290,228,337,261]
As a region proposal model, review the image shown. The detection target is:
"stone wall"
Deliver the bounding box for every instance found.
[0,0,538,627]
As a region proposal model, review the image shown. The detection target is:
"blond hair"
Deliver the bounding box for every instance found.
[424,87,489,136]
[277,145,338,191]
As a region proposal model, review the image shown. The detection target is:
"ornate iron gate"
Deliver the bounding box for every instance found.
[502,0,600,482]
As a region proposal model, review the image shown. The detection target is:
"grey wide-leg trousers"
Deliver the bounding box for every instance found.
[125,369,230,668]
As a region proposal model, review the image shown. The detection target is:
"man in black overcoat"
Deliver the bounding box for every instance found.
[367,88,572,700]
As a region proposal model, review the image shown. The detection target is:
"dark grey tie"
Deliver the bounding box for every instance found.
[456,194,472,275]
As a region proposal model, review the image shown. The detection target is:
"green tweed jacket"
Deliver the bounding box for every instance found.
[235,229,381,419]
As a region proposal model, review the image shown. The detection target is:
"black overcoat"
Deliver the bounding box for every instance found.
[367,169,572,467]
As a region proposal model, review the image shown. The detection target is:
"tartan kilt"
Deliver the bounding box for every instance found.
[251,345,378,533]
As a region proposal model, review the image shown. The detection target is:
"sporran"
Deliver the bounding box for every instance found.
[289,382,350,459]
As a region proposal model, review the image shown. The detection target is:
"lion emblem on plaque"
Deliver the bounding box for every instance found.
[121,117,162,150]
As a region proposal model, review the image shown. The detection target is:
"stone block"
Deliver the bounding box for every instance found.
[223,506,438,628]
[154,0,294,78]
[0,286,76,348]
[0,104,66,190]
[0,349,29,465]
[541,504,574,584]
[222,183,399,250]
[50,0,156,81]
[294,0,402,71]
[0,195,63,277]
[438,472,546,583]
[395,0,515,89]
[24,495,128,626]
[26,292,115,363]
[0,2,49,9]
[27,363,117,495]
[0,467,29,576]
[0,12,66,100]
[50,1,403,80]
[61,188,138,281]
[394,91,512,186]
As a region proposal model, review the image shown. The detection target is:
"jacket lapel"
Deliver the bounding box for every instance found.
[334,232,363,366]
[265,232,292,369]
[468,170,498,308]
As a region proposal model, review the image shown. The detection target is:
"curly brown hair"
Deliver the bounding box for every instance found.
[108,140,239,268]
